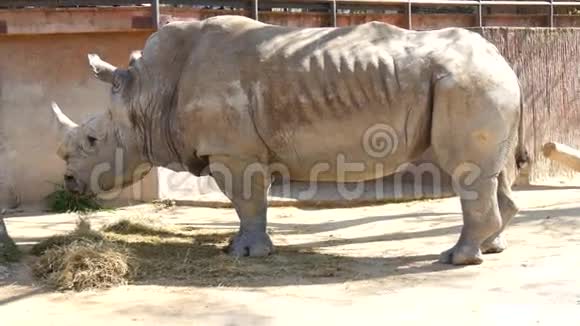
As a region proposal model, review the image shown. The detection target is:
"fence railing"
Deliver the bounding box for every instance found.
[1,0,580,29]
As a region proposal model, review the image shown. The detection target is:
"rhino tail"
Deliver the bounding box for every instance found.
[515,81,530,170]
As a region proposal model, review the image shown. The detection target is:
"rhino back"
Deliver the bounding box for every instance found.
[244,22,434,180]
[174,17,508,181]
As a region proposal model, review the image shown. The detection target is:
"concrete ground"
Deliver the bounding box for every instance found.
[1,184,580,326]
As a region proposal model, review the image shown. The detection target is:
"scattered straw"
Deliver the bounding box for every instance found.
[31,216,359,291]
[102,218,180,237]
[30,218,104,256]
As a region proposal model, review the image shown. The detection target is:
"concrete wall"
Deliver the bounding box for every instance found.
[1,7,580,208]
[0,31,155,208]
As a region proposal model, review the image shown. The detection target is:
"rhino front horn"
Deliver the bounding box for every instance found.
[50,102,78,139]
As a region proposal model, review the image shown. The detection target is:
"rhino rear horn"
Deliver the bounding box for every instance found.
[88,54,117,84]
[129,50,142,66]
[50,102,78,139]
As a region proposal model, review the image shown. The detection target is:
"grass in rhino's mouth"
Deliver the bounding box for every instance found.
[30,216,356,291]
[45,185,102,213]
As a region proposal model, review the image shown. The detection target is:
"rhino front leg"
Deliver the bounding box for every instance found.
[209,155,273,257]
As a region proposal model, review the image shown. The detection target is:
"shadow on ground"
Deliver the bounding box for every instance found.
[3,186,579,305]
[126,240,450,288]
[2,221,460,295]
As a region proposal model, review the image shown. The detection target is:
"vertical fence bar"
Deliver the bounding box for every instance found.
[477,0,483,27]
[330,0,337,27]
[406,0,412,30]
[549,0,554,27]
[151,0,159,30]
[252,0,259,21]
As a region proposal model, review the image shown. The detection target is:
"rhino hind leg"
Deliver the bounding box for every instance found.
[430,77,519,265]
[209,155,273,257]
[438,175,502,265]
[481,170,519,254]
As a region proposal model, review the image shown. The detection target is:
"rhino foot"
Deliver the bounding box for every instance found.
[227,231,273,257]
[481,234,507,254]
[439,244,483,265]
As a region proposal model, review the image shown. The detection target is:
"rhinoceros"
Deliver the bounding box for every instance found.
[50,15,528,265]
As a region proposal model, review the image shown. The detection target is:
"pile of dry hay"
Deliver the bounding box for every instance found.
[32,217,234,291]
[32,219,135,291]
[32,216,356,292]
[34,241,133,291]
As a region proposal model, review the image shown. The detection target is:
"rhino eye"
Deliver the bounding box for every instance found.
[87,136,97,147]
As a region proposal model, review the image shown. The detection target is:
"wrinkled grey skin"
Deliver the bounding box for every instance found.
[51,101,151,195]
[51,16,528,265]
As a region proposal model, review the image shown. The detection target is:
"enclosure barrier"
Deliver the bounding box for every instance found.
[2,0,580,29]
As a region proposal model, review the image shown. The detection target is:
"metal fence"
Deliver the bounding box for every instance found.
[1,0,580,28]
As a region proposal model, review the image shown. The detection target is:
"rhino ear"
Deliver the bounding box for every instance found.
[88,53,117,84]
[50,102,78,140]
[129,50,142,66]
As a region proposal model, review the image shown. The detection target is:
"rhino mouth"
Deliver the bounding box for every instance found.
[63,174,89,195]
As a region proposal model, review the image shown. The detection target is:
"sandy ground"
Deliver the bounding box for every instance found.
[1,185,580,325]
